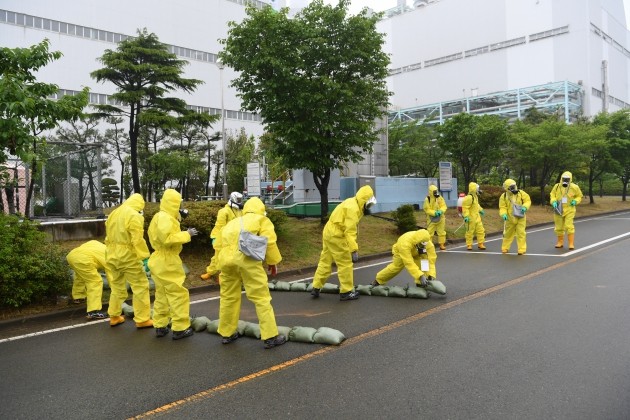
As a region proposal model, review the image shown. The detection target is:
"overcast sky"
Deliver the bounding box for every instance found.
[322,0,630,27]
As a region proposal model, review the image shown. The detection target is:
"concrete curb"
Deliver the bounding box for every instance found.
[1,208,627,329]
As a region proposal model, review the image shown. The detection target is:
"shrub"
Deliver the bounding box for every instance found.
[391,204,418,233]
[266,208,288,233]
[477,184,503,209]
[523,186,552,206]
[0,214,71,308]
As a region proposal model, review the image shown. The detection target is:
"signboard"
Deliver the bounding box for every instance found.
[438,161,453,192]
[246,162,261,197]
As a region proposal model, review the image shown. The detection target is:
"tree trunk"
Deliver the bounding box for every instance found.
[313,168,331,225]
[129,105,141,194]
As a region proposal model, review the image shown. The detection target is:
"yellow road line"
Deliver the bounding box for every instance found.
[130,243,606,419]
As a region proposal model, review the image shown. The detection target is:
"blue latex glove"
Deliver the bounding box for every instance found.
[501,214,508,221]
[463,216,470,223]
[142,258,149,272]
[552,201,558,209]
[521,206,527,213]
[479,210,485,216]
[570,199,577,206]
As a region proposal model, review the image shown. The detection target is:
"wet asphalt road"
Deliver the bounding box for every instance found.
[1,211,629,419]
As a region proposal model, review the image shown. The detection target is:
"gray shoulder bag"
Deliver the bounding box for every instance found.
[238,216,268,261]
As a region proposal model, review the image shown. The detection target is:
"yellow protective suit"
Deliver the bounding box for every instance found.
[312,185,375,293]
[423,185,447,249]
[461,182,486,249]
[375,229,437,286]
[147,189,193,332]
[105,193,151,324]
[550,171,583,248]
[66,240,112,313]
[216,197,282,341]
[204,203,241,277]
[499,179,531,255]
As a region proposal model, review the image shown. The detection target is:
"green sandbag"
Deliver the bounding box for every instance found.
[406,286,429,299]
[371,285,389,297]
[182,263,190,275]
[207,319,220,334]
[277,325,292,338]
[191,316,211,332]
[243,322,261,339]
[356,284,372,296]
[274,281,291,291]
[237,320,249,335]
[321,283,339,294]
[290,282,308,292]
[313,327,346,345]
[268,282,276,290]
[426,280,446,295]
[305,283,313,292]
[388,286,407,297]
[288,326,317,343]
[121,302,134,317]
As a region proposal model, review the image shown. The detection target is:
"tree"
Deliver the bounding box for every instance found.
[600,109,630,201]
[388,120,442,177]
[577,116,616,204]
[91,29,203,194]
[101,177,120,207]
[437,113,507,189]
[220,0,390,221]
[226,129,255,194]
[0,39,88,215]
[102,117,129,204]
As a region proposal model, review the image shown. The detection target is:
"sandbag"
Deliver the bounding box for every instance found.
[277,325,292,338]
[290,282,308,292]
[274,281,291,291]
[426,280,446,295]
[356,284,372,296]
[371,285,389,297]
[237,320,249,335]
[243,322,261,339]
[191,316,211,332]
[321,283,339,294]
[406,286,429,299]
[268,282,276,290]
[313,327,346,345]
[121,302,134,317]
[288,326,317,343]
[388,286,407,298]
[207,319,220,334]
[305,283,313,292]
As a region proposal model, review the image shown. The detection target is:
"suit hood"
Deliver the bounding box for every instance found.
[125,193,145,212]
[355,185,375,208]
[243,196,266,215]
[160,189,182,217]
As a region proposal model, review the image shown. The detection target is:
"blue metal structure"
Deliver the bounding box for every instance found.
[389,81,584,125]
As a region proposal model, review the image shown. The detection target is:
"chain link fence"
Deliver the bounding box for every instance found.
[0,159,28,216]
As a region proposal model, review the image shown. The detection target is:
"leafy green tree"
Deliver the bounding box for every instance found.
[102,117,129,204]
[437,113,507,189]
[599,109,630,201]
[91,29,203,194]
[102,177,120,206]
[577,116,616,203]
[226,129,255,194]
[0,39,88,214]
[388,120,442,177]
[220,0,390,221]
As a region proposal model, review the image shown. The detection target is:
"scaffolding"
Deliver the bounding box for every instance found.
[389,81,584,125]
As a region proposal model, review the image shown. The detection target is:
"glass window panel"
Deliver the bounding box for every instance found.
[99,94,107,104]
[16,13,25,25]
[90,93,98,103]
[114,33,121,43]
[91,28,98,39]
[34,17,42,28]
[25,15,33,27]
[43,18,51,30]
[99,30,106,41]
[67,24,75,35]
[7,12,15,23]
[0,10,6,22]
[52,20,59,31]
[107,32,113,42]
[60,22,67,33]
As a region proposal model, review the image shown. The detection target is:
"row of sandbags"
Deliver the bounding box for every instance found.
[119,303,345,345]
[269,280,447,299]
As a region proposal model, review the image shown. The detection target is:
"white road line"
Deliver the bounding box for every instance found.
[0,319,108,343]
[562,231,630,257]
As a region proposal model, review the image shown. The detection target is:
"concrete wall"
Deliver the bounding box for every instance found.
[38,219,106,242]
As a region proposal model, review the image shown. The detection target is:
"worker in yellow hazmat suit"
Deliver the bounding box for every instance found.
[216,197,286,349]
[66,240,112,320]
[499,179,531,255]
[461,182,486,251]
[311,185,377,301]
[550,171,583,250]
[201,192,242,281]
[105,193,152,328]
[148,189,198,340]
[372,229,437,287]
[423,185,448,250]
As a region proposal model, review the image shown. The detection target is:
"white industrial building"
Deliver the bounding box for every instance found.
[1,0,629,210]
